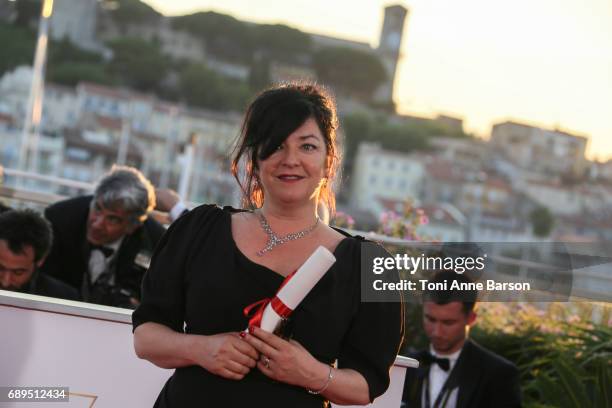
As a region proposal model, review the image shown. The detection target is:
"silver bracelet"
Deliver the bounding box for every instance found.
[307,365,334,395]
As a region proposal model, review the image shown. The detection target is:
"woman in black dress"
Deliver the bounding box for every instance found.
[132,83,403,407]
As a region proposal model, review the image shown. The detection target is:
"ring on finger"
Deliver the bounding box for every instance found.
[262,355,271,368]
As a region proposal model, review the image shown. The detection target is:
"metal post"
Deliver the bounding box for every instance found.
[159,106,178,188]
[18,0,54,177]
[178,133,197,201]
[117,115,130,165]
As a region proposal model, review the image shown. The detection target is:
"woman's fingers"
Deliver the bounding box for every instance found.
[249,326,286,349]
[242,330,280,358]
[225,360,251,376]
[289,339,307,351]
[219,367,246,381]
[231,346,258,368]
[197,333,260,377]
[233,335,260,361]
[257,358,274,376]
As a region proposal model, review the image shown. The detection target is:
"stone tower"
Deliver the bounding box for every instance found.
[374,5,409,109]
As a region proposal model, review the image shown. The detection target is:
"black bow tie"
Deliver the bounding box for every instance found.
[91,245,114,258]
[418,351,450,371]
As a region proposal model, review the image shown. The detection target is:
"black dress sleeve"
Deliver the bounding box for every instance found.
[337,240,405,403]
[132,204,220,333]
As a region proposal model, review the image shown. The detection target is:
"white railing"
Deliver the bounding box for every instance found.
[1,181,609,304]
[3,167,95,191]
[0,291,415,408]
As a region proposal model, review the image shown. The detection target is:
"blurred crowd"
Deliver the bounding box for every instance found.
[0,164,187,308]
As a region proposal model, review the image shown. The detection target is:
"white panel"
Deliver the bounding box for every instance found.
[0,292,416,407]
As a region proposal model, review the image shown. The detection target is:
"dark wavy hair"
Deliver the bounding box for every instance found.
[0,209,53,262]
[231,82,340,216]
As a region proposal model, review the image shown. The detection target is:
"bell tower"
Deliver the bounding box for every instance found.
[374,5,409,109]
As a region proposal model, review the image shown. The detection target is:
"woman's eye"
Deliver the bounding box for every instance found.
[302,144,317,151]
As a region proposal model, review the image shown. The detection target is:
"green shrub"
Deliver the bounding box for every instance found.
[472,303,611,407]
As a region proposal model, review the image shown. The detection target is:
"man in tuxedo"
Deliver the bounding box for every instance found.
[40,166,165,308]
[401,271,521,408]
[0,209,79,300]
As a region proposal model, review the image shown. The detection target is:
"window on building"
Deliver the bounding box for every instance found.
[66,147,90,161]
[84,97,95,110]
[63,166,75,179]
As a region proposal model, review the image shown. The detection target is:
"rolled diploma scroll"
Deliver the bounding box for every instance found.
[258,245,336,333]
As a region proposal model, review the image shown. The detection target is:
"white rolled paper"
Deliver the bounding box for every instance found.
[258,245,336,333]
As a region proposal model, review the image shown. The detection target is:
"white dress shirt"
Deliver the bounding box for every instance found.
[169,201,188,222]
[425,345,463,408]
[88,237,123,284]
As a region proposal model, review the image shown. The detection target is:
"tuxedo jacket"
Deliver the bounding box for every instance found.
[21,271,80,301]
[41,195,165,302]
[401,339,522,408]
[0,201,10,213]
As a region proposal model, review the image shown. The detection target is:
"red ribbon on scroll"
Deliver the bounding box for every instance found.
[243,270,296,330]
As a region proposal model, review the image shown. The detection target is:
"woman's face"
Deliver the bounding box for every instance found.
[257,117,328,207]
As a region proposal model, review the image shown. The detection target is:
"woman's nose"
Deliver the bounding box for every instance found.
[280,146,300,166]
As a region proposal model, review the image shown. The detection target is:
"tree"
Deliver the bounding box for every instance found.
[14,0,41,28]
[48,37,104,66]
[530,206,555,237]
[174,14,312,65]
[376,122,431,152]
[0,22,36,75]
[341,111,375,164]
[178,63,251,112]
[107,37,169,91]
[248,56,271,91]
[313,47,387,100]
[47,62,115,87]
[104,0,161,27]
[342,111,433,164]
[172,12,254,64]
[251,24,312,61]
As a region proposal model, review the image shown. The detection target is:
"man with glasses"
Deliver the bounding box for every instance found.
[0,209,79,300]
[40,166,165,308]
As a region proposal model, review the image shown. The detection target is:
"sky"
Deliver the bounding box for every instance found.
[142,0,612,162]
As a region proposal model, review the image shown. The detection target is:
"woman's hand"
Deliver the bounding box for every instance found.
[243,326,330,390]
[190,332,259,380]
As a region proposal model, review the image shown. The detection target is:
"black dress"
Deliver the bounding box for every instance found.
[132,205,404,407]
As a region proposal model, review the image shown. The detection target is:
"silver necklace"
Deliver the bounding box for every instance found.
[256,212,319,256]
